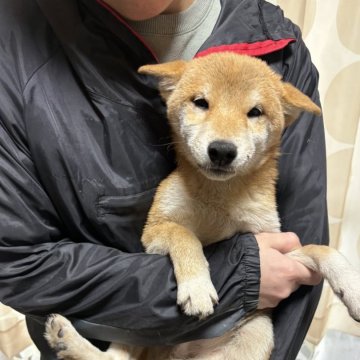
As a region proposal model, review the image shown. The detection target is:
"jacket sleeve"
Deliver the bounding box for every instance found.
[0,51,259,350]
[269,26,329,360]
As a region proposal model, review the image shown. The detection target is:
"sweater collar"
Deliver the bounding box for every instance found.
[92,0,296,62]
[126,0,216,36]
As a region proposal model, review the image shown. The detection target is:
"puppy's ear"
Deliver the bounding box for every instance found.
[138,60,187,100]
[282,82,321,126]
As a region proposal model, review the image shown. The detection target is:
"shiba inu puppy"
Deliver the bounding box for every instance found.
[45,53,360,360]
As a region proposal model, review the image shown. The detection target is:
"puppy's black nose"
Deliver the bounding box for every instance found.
[208,141,237,166]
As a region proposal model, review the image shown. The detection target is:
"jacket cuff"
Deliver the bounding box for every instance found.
[240,233,260,313]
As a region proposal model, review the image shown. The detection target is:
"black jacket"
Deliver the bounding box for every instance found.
[0,0,328,359]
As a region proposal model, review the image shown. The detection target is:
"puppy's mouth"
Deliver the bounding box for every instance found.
[198,164,236,180]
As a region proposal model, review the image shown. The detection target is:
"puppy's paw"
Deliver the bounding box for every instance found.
[334,270,360,322]
[45,314,86,359]
[177,275,219,319]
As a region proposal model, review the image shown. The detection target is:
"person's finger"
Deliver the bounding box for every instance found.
[256,232,301,253]
[292,261,323,286]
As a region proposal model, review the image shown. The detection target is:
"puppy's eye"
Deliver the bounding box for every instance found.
[192,97,209,110]
[247,107,263,118]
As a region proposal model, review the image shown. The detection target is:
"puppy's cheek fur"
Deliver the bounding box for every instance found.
[178,110,210,166]
[244,121,276,165]
[231,128,269,172]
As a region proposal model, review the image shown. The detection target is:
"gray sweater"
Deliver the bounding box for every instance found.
[128,0,221,61]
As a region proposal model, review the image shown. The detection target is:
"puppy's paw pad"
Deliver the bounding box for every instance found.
[45,314,80,359]
[177,276,218,319]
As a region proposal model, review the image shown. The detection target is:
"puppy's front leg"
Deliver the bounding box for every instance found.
[142,222,218,319]
[289,245,360,321]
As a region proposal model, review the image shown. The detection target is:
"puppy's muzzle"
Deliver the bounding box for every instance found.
[208,141,237,167]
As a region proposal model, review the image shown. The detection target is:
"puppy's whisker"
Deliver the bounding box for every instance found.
[150,141,183,147]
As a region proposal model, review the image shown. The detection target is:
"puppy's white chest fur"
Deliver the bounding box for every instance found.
[156,170,280,245]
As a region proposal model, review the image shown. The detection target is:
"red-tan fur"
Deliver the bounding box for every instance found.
[45,53,360,360]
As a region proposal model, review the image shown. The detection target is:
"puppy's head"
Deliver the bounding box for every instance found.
[139,53,321,181]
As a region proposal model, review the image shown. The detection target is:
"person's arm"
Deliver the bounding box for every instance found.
[268,24,329,360]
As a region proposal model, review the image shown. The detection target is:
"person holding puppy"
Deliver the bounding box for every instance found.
[0,0,327,359]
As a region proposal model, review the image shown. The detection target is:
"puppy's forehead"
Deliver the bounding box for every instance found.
[185,53,279,90]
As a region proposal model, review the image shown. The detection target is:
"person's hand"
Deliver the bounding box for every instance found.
[255,232,322,309]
